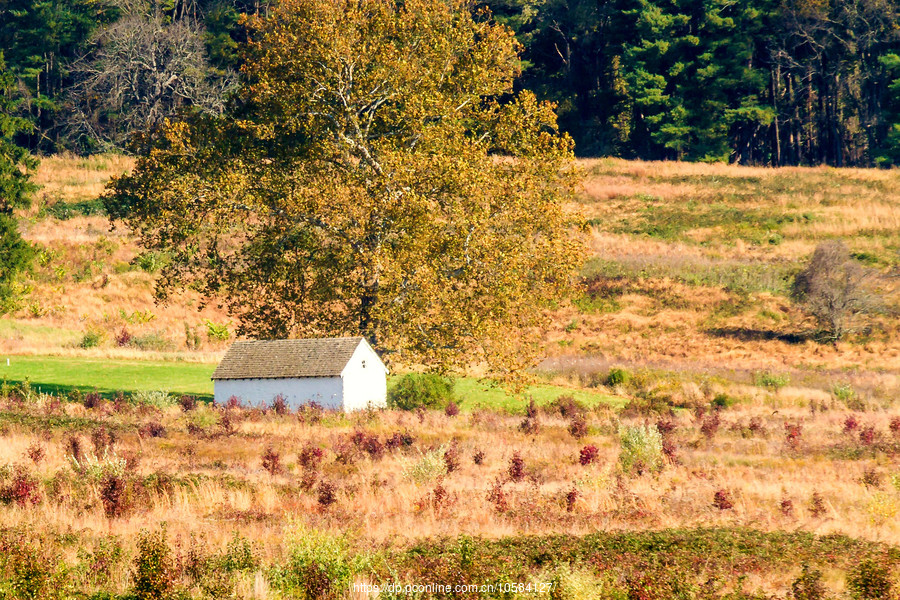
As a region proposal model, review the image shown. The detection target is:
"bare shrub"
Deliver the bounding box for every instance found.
[25,443,44,466]
[486,479,508,512]
[443,442,460,474]
[100,473,129,518]
[791,241,884,341]
[568,414,588,440]
[92,426,117,455]
[808,491,827,517]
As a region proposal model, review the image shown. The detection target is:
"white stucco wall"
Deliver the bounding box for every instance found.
[214,377,343,411]
[340,341,388,410]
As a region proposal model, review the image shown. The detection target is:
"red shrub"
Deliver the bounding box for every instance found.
[351,431,384,459]
[261,447,282,475]
[578,445,599,466]
[92,426,116,455]
[271,394,289,415]
[226,395,242,410]
[713,489,734,510]
[662,437,679,463]
[297,444,324,470]
[780,498,794,516]
[66,435,84,463]
[83,392,102,410]
[297,401,324,424]
[444,401,460,417]
[518,418,539,435]
[100,473,129,518]
[178,395,197,412]
[890,417,900,438]
[115,327,132,347]
[472,450,485,465]
[138,422,166,439]
[784,423,802,452]
[843,415,860,434]
[655,419,676,435]
[565,488,579,513]
[700,413,720,439]
[747,417,765,435]
[859,426,876,446]
[1,467,41,507]
[386,431,415,451]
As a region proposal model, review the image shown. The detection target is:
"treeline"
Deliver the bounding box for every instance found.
[3,0,900,165]
[488,0,900,166]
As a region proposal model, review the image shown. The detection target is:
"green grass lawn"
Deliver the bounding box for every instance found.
[0,354,623,411]
[0,355,216,400]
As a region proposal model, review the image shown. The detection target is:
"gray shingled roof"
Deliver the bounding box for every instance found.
[211,337,366,380]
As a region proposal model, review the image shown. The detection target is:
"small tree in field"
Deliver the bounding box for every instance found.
[791,241,884,341]
[104,0,579,377]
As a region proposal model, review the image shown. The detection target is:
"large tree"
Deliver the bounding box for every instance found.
[0,53,36,312]
[105,0,579,375]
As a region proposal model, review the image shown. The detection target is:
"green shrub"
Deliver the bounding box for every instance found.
[619,425,664,475]
[791,564,827,600]
[216,533,258,572]
[132,251,170,274]
[387,373,454,411]
[711,393,735,410]
[847,558,892,600]
[606,367,631,387]
[272,522,364,600]
[402,445,448,484]
[831,383,856,403]
[79,330,104,349]
[753,371,790,390]
[133,529,176,600]
[129,332,174,352]
[203,319,231,342]
[131,390,175,410]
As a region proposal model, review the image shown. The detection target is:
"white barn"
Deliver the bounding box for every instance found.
[211,337,388,412]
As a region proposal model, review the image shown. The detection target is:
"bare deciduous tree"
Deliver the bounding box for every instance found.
[791,241,884,341]
[65,1,235,151]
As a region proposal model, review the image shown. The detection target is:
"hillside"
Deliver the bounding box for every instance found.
[11,156,899,390]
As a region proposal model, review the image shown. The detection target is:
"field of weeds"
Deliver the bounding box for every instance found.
[0,382,899,598]
[3,155,900,598]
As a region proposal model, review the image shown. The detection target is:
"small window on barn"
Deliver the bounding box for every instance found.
[362,360,366,368]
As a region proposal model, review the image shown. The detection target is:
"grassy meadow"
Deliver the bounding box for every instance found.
[0,154,898,598]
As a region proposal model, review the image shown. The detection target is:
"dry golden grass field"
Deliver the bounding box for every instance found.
[0,154,899,599]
